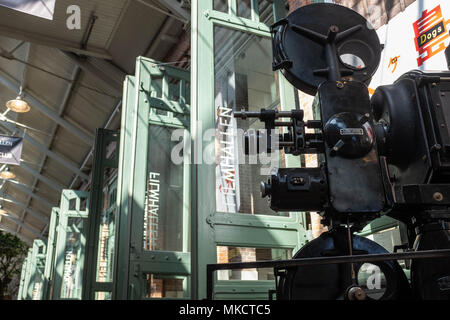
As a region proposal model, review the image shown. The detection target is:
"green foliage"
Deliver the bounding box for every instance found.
[0,230,28,299]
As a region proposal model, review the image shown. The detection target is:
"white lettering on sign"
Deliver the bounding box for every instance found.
[144,172,160,250]
[217,105,236,198]
[0,140,13,146]
[63,250,74,293]
[0,152,12,158]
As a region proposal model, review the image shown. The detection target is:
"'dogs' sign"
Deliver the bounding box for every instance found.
[0,135,23,165]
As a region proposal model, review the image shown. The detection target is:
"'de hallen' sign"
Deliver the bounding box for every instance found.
[0,135,23,165]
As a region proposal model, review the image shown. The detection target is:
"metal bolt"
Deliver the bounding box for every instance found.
[433,192,444,202]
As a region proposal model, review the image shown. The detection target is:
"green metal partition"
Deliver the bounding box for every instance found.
[83,129,119,300]
[42,207,59,300]
[21,249,33,300]
[18,253,29,300]
[114,59,191,299]
[28,240,47,300]
[52,190,89,300]
[192,0,308,299]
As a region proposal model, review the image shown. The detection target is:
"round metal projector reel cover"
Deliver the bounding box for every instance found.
[272,3,382,95]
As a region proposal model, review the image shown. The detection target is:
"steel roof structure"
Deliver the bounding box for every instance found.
[0,0,191,245]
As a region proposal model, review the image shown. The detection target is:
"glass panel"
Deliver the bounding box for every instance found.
[185,82,191,105]
[145,274,188,298]
[214,25,288,216]
[237,0,251,19]
[365,227,403,253]
[95,184,116,283]
[69,198,76,211]
[168,77,181,102]
[214,0,228,13]
[61,217,85,299]
[95,291,112,300]
[258,0,274,25]
[31,270,43,300]
[151,77,163,98]
[217,246,292,280]
[143,125,185,251]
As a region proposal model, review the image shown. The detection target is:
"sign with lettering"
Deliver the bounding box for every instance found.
[0,0,55,20]
[368,1,450,92]
[0,135,23,165]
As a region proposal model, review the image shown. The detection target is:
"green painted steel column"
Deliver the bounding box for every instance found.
[17,256,28,300]
[43,208,59,300]
[83,129,119,300]
[113,76,136,299]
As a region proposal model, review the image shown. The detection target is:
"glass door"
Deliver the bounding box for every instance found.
[192,0,309,299]
[52,190,89,300]
[114,59,191,299]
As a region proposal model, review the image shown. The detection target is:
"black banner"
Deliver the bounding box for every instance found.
[0,135,23,165]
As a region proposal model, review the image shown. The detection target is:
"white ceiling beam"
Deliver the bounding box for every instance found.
[5,181,53,209]
[20,162,64,192]
[0,224,34,245]
[0,121,89,180]
[0,194,49,224]
[0,24,112,60]
[62,52,125,95]
[155,0,191,21]
[0,68,95,145]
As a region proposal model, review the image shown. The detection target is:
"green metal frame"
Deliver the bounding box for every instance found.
[83,129,119,300]
[114,59,191,299]
[21,249,33,300]
[19,240,46,300]
[18,252,29,300]
[191,0,308,299]
[52,190,89,300]
[28,240,47,300]
[42,207,59,300]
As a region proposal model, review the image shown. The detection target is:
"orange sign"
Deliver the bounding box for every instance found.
[413,5,450,66]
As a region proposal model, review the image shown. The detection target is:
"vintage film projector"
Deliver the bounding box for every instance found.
[207,3,450,300]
